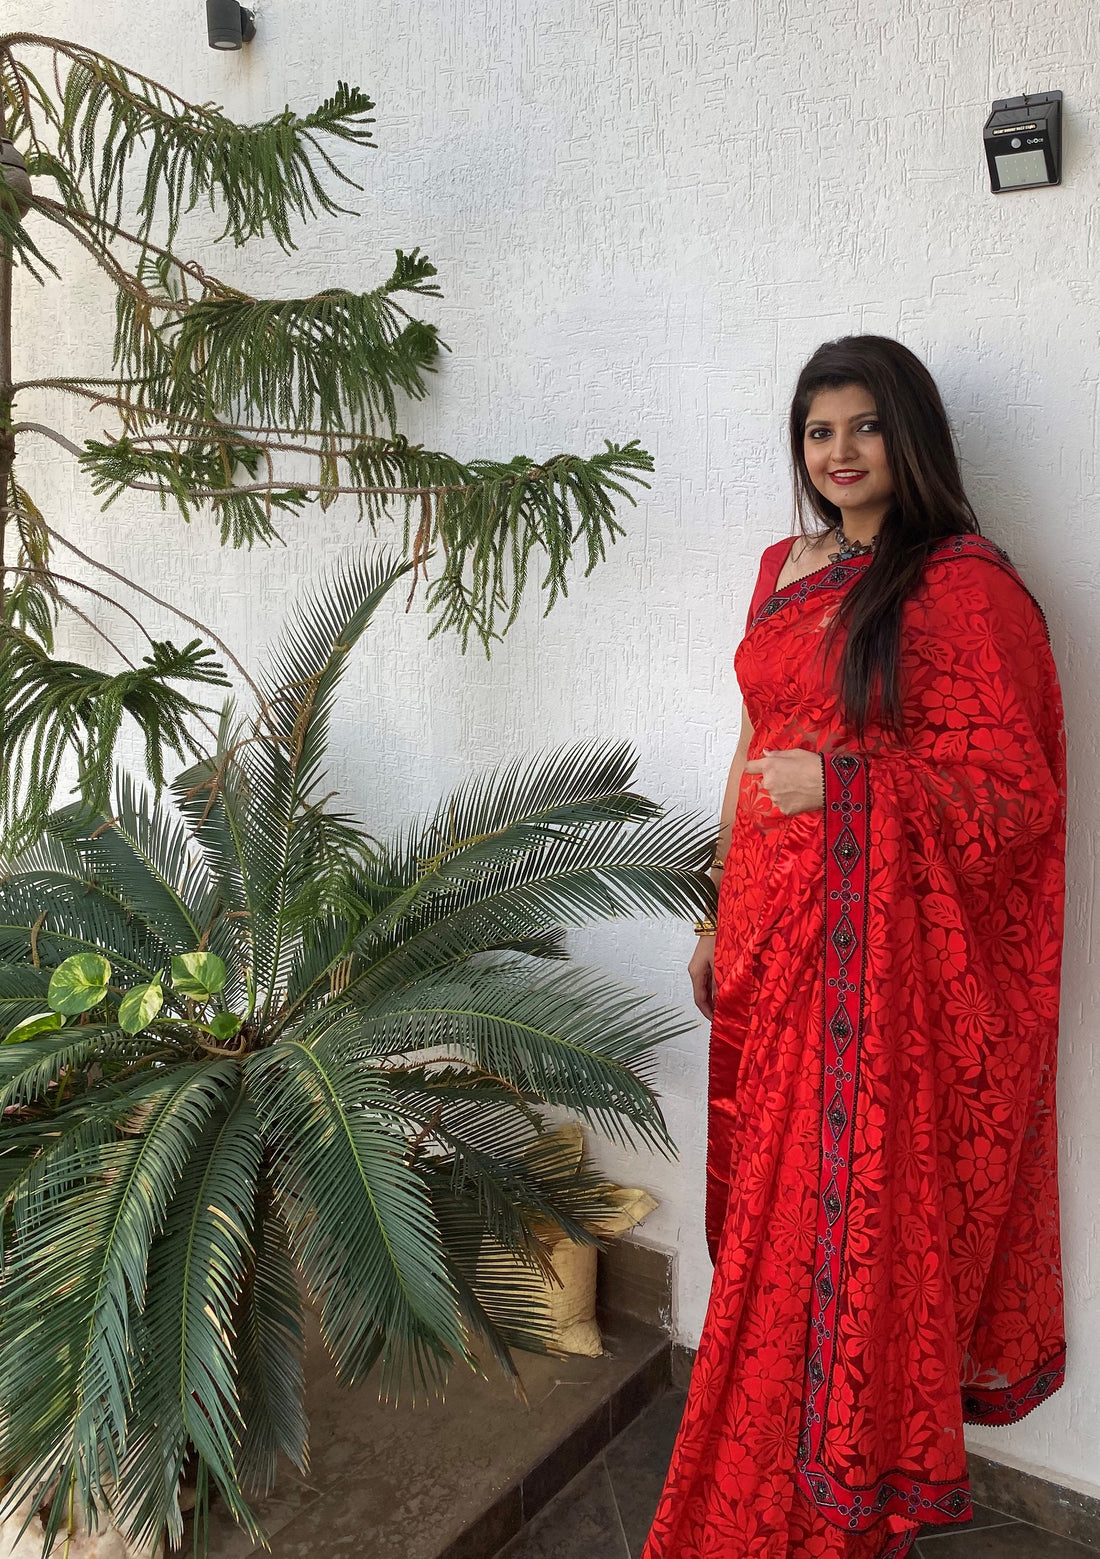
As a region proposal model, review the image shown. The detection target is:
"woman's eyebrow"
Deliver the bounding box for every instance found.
[805,412,878,427]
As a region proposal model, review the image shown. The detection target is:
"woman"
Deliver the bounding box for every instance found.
[642,336,1066,1559]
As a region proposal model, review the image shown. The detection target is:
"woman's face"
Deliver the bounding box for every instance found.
[802,383,894,527]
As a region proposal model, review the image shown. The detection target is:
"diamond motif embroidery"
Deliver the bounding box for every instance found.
[807,1474,836,1506]
[933,1489,972,1518]
[831,752,860,783]
[830,915,856,960]
[814,1267,835,1307]
[829,1007,853,1048]
[808,1349,825,1391]
[826,1092,848,1139]
[831,826,861,873]
[822,1180,842,1224]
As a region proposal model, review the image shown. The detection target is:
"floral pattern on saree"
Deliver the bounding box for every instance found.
[642,536,1066,1559]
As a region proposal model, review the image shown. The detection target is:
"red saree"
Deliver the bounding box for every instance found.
[642,535,1066,1559]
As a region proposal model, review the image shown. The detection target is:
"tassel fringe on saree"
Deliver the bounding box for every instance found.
[642,536,1066,1559]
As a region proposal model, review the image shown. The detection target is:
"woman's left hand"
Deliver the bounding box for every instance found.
[743,748,825,815]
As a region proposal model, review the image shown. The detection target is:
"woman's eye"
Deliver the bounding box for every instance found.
[808,428,830,440]
[858,420,881,433]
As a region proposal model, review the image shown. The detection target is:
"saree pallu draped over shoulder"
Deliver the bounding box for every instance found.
[642,536,1066,1559]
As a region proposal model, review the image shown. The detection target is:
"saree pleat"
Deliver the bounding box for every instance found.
[642,536,1066,1559]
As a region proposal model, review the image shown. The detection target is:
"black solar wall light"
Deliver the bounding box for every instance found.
[207,0,257,50]
[984,92,1062,192]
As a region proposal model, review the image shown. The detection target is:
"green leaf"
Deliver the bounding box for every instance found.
[118,981,164,1035]
[48,952,111,1015]
[3,1009,65,1045]
[171,952,227,1001]
[208,1012,242,1041]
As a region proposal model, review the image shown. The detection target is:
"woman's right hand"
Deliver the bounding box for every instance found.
[689,935,717,1021]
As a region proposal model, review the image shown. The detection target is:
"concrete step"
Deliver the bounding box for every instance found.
[205,1311,672,1559]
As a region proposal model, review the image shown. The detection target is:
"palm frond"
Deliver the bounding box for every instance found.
[0,820,176,977]
[379,1066,625,1242]
[0,1062,240,1523]
[0,962,52,1034]
[244,550,412,1014]
[424,1180,555,1386]
[374,740,662,916]
[170,703,250,907]
[337,962,683,1151]
[54,773,218,950]
[246,1033,465,1396]
[0,1023,167,1111]
[234,1194,308,1494]
[344,800,715,1009]
[137,1088,264,1538]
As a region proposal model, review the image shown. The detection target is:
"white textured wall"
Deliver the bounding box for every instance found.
[8,0,1100,1497]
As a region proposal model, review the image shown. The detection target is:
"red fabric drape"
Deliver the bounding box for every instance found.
[642,536,1066,1559]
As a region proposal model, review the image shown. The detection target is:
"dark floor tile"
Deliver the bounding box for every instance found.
[604,1390,688,1557]
[918,1503,1024,1540]
[968,1454,1100,1552]
[914,1520,1100,1556]
[497,1459,629,1559]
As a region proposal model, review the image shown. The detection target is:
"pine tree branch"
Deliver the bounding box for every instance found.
[26,194,225,314]
[12,421,83,456]
[4,564,158,646]
[122,251,444,437]
[2,36,377,249]
[38,520,265,710]
[21,193,182,310]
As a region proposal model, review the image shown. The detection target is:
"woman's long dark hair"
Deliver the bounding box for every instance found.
[789,335,979,736]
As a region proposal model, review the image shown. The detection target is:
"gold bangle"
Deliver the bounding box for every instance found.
[694,918,718,936]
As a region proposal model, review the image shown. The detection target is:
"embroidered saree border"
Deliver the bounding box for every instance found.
[793,750,944,1533]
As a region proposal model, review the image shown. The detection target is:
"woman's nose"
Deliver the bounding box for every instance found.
[831,428,856,462]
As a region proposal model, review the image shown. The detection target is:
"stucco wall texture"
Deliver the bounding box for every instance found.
[8,0,1100,1499]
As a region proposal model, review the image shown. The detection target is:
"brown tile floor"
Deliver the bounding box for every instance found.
[496,1389,1100,1558]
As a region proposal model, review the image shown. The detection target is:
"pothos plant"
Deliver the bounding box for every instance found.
[0,550,715,1555]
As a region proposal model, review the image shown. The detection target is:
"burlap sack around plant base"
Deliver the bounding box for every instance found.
[0,1499,164,1559]
[483,1121,659,1359]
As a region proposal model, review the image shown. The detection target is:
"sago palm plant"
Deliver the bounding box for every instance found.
[0,549,714,1554]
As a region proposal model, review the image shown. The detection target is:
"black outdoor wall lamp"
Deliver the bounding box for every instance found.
[207,0,257,50]
[983,91,1062,192]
